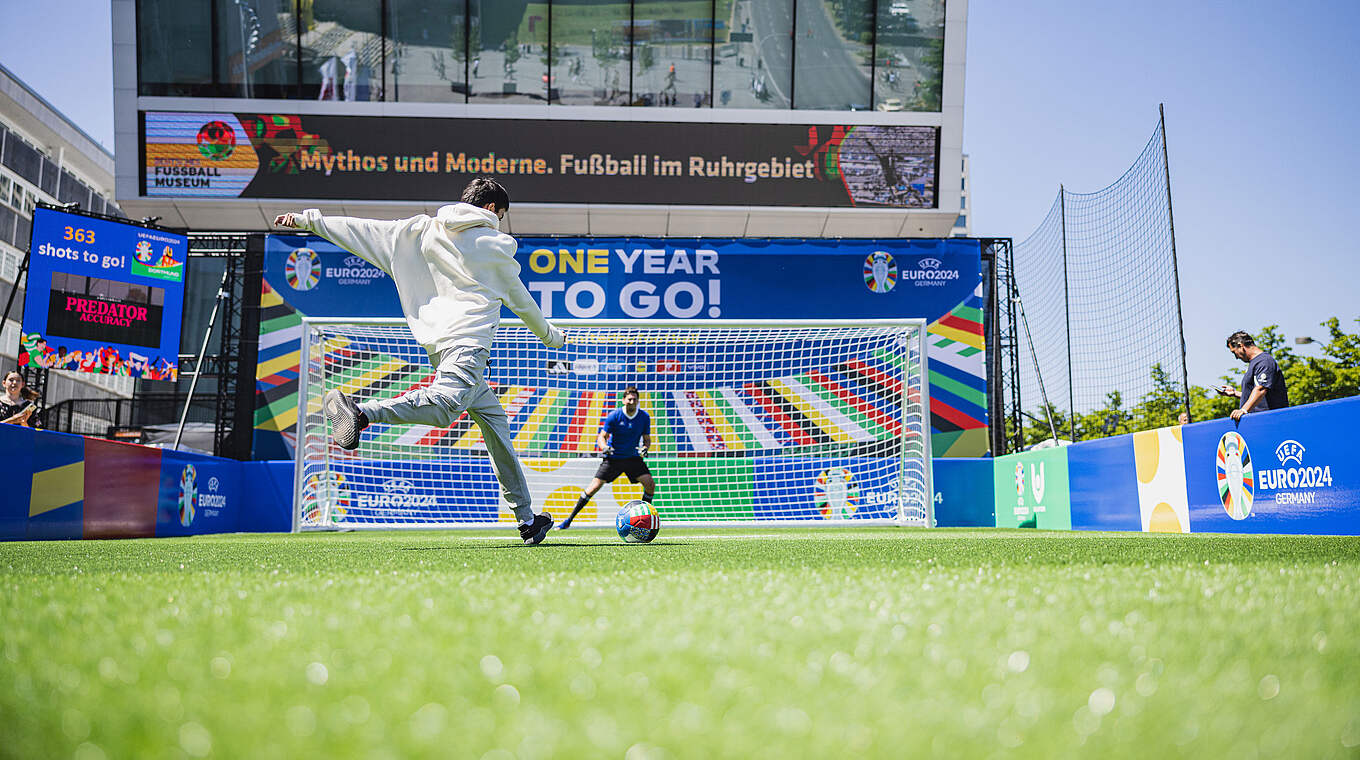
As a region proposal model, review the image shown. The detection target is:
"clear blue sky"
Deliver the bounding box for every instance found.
[2,0,1357,387]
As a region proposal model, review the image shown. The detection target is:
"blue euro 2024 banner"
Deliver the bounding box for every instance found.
[21,208,187,380]
[1182,398,1360,535]
[263,235,981,323]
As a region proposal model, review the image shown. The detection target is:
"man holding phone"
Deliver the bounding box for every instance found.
[1219,331,1289,421]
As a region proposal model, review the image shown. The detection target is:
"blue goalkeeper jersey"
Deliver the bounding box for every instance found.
[603,408,650,457]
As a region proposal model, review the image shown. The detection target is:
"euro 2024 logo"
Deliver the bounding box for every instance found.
[814,467,859,518]
[178,464,197,527]
[863,251,897,293]
[1215,432,1254,520]
[1257,438,1333,506]
[285,247,321,291]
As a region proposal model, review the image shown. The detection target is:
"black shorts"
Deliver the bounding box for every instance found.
[594,456,651,483]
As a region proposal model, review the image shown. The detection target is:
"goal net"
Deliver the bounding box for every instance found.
[293,319,933,529]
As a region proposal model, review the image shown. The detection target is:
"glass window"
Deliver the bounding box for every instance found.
[138,0,214,96]
[1,136,41,188]
[874,0,944,112]
[300,0,384,101]
[469,3,548,103]
[792,0,871,110]
[550,0,629,105]
[716,0,792,109]
[58,172,91,209]
[13,216,29,253]
[632,0,713,108]
[386,0,468,102]
[0,204,15,249]
[38,156,58,198]
[216,0,299,98]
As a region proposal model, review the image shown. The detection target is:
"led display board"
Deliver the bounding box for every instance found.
[19,207,186,380]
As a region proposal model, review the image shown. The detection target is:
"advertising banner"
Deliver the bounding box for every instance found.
[156,452,242,537]
[142,111,938,208]
[19,207,186,380]
[1182,398,1360,535]
[1068,434,1142,532]
[993,447,1072,529]
[254,235,988,459]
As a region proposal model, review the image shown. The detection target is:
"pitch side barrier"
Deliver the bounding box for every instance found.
[975,394,1360,534]
[4,396,1358,539]
[0,424,291,540]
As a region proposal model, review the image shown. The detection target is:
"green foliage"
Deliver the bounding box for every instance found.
[914,38,944,111]
[1018,317,1359,446]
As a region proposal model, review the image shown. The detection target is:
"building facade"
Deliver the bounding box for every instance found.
[114,0,967,237]
[950,152,969,237]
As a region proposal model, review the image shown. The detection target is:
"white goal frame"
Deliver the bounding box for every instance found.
[292,318,933,531]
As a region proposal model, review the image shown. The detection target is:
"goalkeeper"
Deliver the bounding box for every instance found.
[273,177,564,546]
[560,386,654,529]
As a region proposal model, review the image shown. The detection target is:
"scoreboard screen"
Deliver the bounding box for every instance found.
[19,207,187,380]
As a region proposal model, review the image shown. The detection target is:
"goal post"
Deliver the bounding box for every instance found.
[293,318,933,530]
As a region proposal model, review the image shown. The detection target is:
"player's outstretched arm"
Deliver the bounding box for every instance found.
[273,209,421,275]
[502,278,566,348]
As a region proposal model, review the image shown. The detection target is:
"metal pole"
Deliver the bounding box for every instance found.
[174,267,230,450]
[1015,290,1059,446]
[1160,104,1192,418]
[1059,184,1075,442]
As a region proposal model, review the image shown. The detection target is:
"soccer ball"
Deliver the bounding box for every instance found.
[615,500,660,543]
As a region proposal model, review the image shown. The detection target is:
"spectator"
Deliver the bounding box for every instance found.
[1219,331,1289,421]
[1177,411,1190,425]
[0,370,40,427]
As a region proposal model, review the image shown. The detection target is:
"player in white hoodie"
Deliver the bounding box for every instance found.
[273,177,564,545]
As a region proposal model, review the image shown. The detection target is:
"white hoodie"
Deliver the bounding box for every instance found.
[296,204,564,367]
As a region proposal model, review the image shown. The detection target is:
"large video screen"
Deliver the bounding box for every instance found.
[19,207,186,380]
[141,111,939,208]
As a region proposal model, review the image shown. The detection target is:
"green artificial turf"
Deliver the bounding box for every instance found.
[2,528,1358,759]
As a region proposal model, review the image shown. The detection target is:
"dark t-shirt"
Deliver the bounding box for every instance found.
[1241,352,1289,412]
[0,398,39,427]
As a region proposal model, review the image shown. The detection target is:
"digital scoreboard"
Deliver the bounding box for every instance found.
[19,207,187,380]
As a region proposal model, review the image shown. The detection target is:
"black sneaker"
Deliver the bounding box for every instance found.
[323,389,368,450]
[518,513,554,545]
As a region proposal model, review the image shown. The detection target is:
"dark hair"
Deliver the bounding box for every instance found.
[4,370,38,402]
[623,386,639,397]
[461,177,510,213]
[1226,331,1255,349]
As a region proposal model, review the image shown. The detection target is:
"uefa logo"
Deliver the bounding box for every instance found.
[814,467,859,519]
[135,240,155,264]
[1216,431,1254,520]
[285,247,321,291]
[863,251,897,293]
[178,464,197,527]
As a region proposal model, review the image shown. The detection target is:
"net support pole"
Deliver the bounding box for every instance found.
[174,266,230,451]
[1159,104,1192,418]
[1059,185,1075,443]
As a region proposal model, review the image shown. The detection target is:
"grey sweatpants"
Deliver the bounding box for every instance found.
[357,347,534,523]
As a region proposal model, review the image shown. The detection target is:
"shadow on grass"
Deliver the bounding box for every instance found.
[402,542,691,551]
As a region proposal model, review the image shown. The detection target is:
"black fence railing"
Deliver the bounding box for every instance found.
[43,393,217,439]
